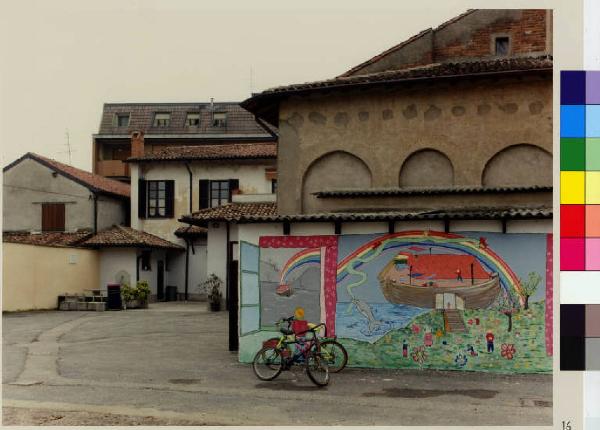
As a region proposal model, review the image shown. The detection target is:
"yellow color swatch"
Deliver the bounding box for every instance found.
[587,172,600,203]
[561,171,585,204]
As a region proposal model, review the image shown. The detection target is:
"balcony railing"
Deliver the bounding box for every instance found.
[96,160,130,177]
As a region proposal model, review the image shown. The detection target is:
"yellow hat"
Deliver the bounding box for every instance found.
[294,307,305,320]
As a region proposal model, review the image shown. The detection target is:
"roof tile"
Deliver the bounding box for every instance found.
[81,225,184,250]
[126,143,276,162]
[3,231,93,248]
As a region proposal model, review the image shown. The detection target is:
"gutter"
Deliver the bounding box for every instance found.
[92,192,98,233]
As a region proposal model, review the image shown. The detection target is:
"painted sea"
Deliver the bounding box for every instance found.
[336,302,429,343]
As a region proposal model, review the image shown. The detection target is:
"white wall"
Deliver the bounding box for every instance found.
[505,219,552,234]
[290,222,332,235]
[207,222,228,294]
[449,220,503,233]
[96,196,127,231]
[99,248,137,290]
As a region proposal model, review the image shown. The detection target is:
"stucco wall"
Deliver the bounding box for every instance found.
[3,243,99,311]
[131,161,275,244]
[277,74,552,214]
[96,196,127,231]
[3,158,126,232]
[3,158,94,231]
[99,248,137,290]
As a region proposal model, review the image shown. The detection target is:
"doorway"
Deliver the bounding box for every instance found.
[157,260,164,301]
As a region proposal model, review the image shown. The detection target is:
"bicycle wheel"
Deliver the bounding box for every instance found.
[253,346,283,381]
[320,340,348,373]
[305,351,329,387]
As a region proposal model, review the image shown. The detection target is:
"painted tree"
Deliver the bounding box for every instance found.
[519,272,542,310]
[497,287,520,332]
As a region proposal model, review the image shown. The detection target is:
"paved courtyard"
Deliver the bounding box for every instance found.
[2,302,552,425]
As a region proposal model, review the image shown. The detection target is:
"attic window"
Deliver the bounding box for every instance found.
[494,36,510,56]
[186,113,200,127]
[116,114,130,127]
[153,112,171,127]
[212,112,227,127]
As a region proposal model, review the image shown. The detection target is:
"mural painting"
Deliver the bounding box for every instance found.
[239,231,552,373]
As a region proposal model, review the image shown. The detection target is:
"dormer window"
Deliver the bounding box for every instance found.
[212,112,227,127]
[186,112,200,127]
[494,36,510,56]
[153,112,171,127]
[115,113,130,127]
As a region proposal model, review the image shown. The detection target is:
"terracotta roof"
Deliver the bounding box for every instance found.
[126,143,277,162]
[180,202,551,224]
[242,55,552,126]
[314,185,553,198]
[81,225,184,250]
[3,153,130,198]
[174,225,208,237]
[3,231,93,248]
[97,102,277,137]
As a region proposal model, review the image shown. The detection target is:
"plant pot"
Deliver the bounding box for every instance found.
[210,302,220,312]
[125,299,140,309]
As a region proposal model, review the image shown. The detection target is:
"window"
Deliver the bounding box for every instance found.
[212,112,227,127]
[41,203,65,231]
[185,112,200,127]
[142,180,174,218]
[116,114,130,127]
[141,250,152,271]
[153,112,171,127]
[494,36,510,56]
[210,180,230,207]
[271,179,277,194]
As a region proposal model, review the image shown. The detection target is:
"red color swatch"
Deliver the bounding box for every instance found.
[561,204,585,237]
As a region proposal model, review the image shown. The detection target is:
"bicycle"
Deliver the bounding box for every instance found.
[252,316,330,386]
[263,320,348,373]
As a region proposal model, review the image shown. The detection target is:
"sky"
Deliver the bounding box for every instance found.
[0,0,465,171]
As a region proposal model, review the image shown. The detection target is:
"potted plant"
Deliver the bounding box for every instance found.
[120,283,135,310]
[136,281,150,309]
[121,281,150,309]
[202,274,223,312]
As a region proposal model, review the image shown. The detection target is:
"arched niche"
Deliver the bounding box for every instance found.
[399,149,454,187]
[482,144,552,187]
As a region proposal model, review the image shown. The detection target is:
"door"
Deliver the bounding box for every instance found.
[456,295,465,310]
[443,293,456,310]
[157,261,164,301]
[435,294,444,310]
[228,258,239,351]
[239,242,260,335]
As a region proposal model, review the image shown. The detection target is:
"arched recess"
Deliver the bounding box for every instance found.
[399,149,454,187]
[482,144,552,187]
[302,151,372,212]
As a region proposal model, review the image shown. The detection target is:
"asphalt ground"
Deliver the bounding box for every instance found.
[2,302,552,426]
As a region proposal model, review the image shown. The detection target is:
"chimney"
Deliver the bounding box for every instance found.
[210,97,214,110]
[131,131,145,158]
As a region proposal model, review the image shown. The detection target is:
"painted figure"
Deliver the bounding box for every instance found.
[352,298,384,333]
[486,331,495,353]
[424,330,433,347]
[456,268,463,282]
[402,340,408,358]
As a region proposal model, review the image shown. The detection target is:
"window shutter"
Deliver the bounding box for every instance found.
[228,179,239,202]
[240,241,261,334]
[138,179,147,219]
[199,180,209,209]
[165,180,175,218]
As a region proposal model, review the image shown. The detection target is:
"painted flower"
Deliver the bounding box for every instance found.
[501,343,516,360]
[411,346,427,365]
[412,324,421,334]
[435,329,443,338]
[455,353,468,367]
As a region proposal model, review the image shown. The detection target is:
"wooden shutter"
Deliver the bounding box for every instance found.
[138,179,147,219]
[228,179,239,202]
[199,179,209,209]
[165,180,175,218]
[42,203,65,231]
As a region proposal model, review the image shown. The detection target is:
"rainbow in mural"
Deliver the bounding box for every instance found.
[276,248,321,296]
[336,231,523,299]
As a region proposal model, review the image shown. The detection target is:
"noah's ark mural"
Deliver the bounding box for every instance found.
[238,231,553,373]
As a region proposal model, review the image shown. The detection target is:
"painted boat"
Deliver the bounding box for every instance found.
[276,284,292,297]
[378,252,501,308]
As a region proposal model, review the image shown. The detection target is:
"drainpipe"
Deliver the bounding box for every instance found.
[92,192,98,233]
[184,163,193,301]
[225,222,230,311]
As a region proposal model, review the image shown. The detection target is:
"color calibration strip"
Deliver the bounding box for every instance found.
[560,71,600,272]
[560,304,600,371]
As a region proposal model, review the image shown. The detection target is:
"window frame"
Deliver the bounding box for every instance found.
[210,180,230,208]
[185,112,200,127]
[41,202,66,232]
[115,113,130,127]
[147,180,168,218]
[153,112,171,128]
[271,179,277,194]
[212,112,227,127]
[492,34,511,56]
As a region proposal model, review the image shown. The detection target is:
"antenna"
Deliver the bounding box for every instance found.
[250,66,254,95]
[57,128,76,165]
